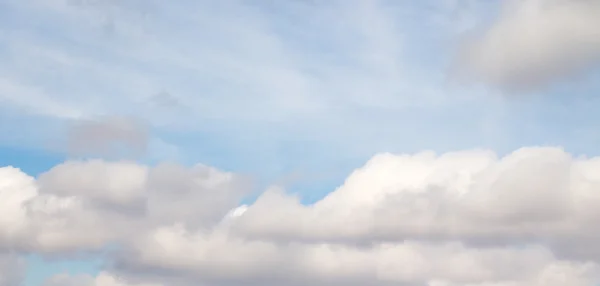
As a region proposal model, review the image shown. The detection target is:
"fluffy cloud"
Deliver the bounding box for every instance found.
[0,160,250,254]
[458,0,600,91]
[234,147,600,259]
[3,147,600,285]
[115,224,599,286]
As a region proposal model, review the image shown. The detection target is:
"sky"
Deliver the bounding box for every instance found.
[2,0,600,285]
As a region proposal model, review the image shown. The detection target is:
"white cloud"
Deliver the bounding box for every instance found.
[1,147,600,285]
[120,229,599,286]
[38,160,148,206]
[458,0,600,91]
[0,160,250,254]
[233,147,600,259]
[0,167,37,244]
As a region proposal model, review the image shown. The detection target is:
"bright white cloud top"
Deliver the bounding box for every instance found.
[1,147,600,285]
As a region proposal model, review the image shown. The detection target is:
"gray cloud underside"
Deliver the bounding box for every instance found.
[457,0,600,91]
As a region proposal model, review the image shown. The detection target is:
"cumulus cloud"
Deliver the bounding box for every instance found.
[457,0,600,91]
[233,148,600,259]
[118,232,599,286]
[2,147,600,285]
[0,160,250,254]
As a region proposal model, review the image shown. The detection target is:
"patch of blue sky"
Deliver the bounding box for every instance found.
[0,146,63,176]
[22,254,104,286]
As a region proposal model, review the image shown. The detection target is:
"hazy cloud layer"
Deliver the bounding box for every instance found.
[67,116,148,158]
[0,0,501,160]
[2,147,600,285]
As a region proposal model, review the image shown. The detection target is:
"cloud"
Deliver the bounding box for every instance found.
[147,91,180,109]
[0,254,25,286]
[2,146,600,285]
[457,0,600,91]
[66,116,148,158]
[0,0,498,160]
[0,160,250,254]
[233,147,600,259]
[4,1,600,285]
[117,231,599,286]
[0,78,84,119]
[43,272,161,286]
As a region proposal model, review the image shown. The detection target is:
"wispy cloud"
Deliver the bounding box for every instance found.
[0,0,496,154]
[2,0,600,164]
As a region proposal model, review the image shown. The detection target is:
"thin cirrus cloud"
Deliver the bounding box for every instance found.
[0,0,495,155]
[2,0,600,285]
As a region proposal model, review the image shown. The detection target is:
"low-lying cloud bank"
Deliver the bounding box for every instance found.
[2,146,600,285]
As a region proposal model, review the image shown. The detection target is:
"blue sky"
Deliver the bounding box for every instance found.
[3,0,600,285]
